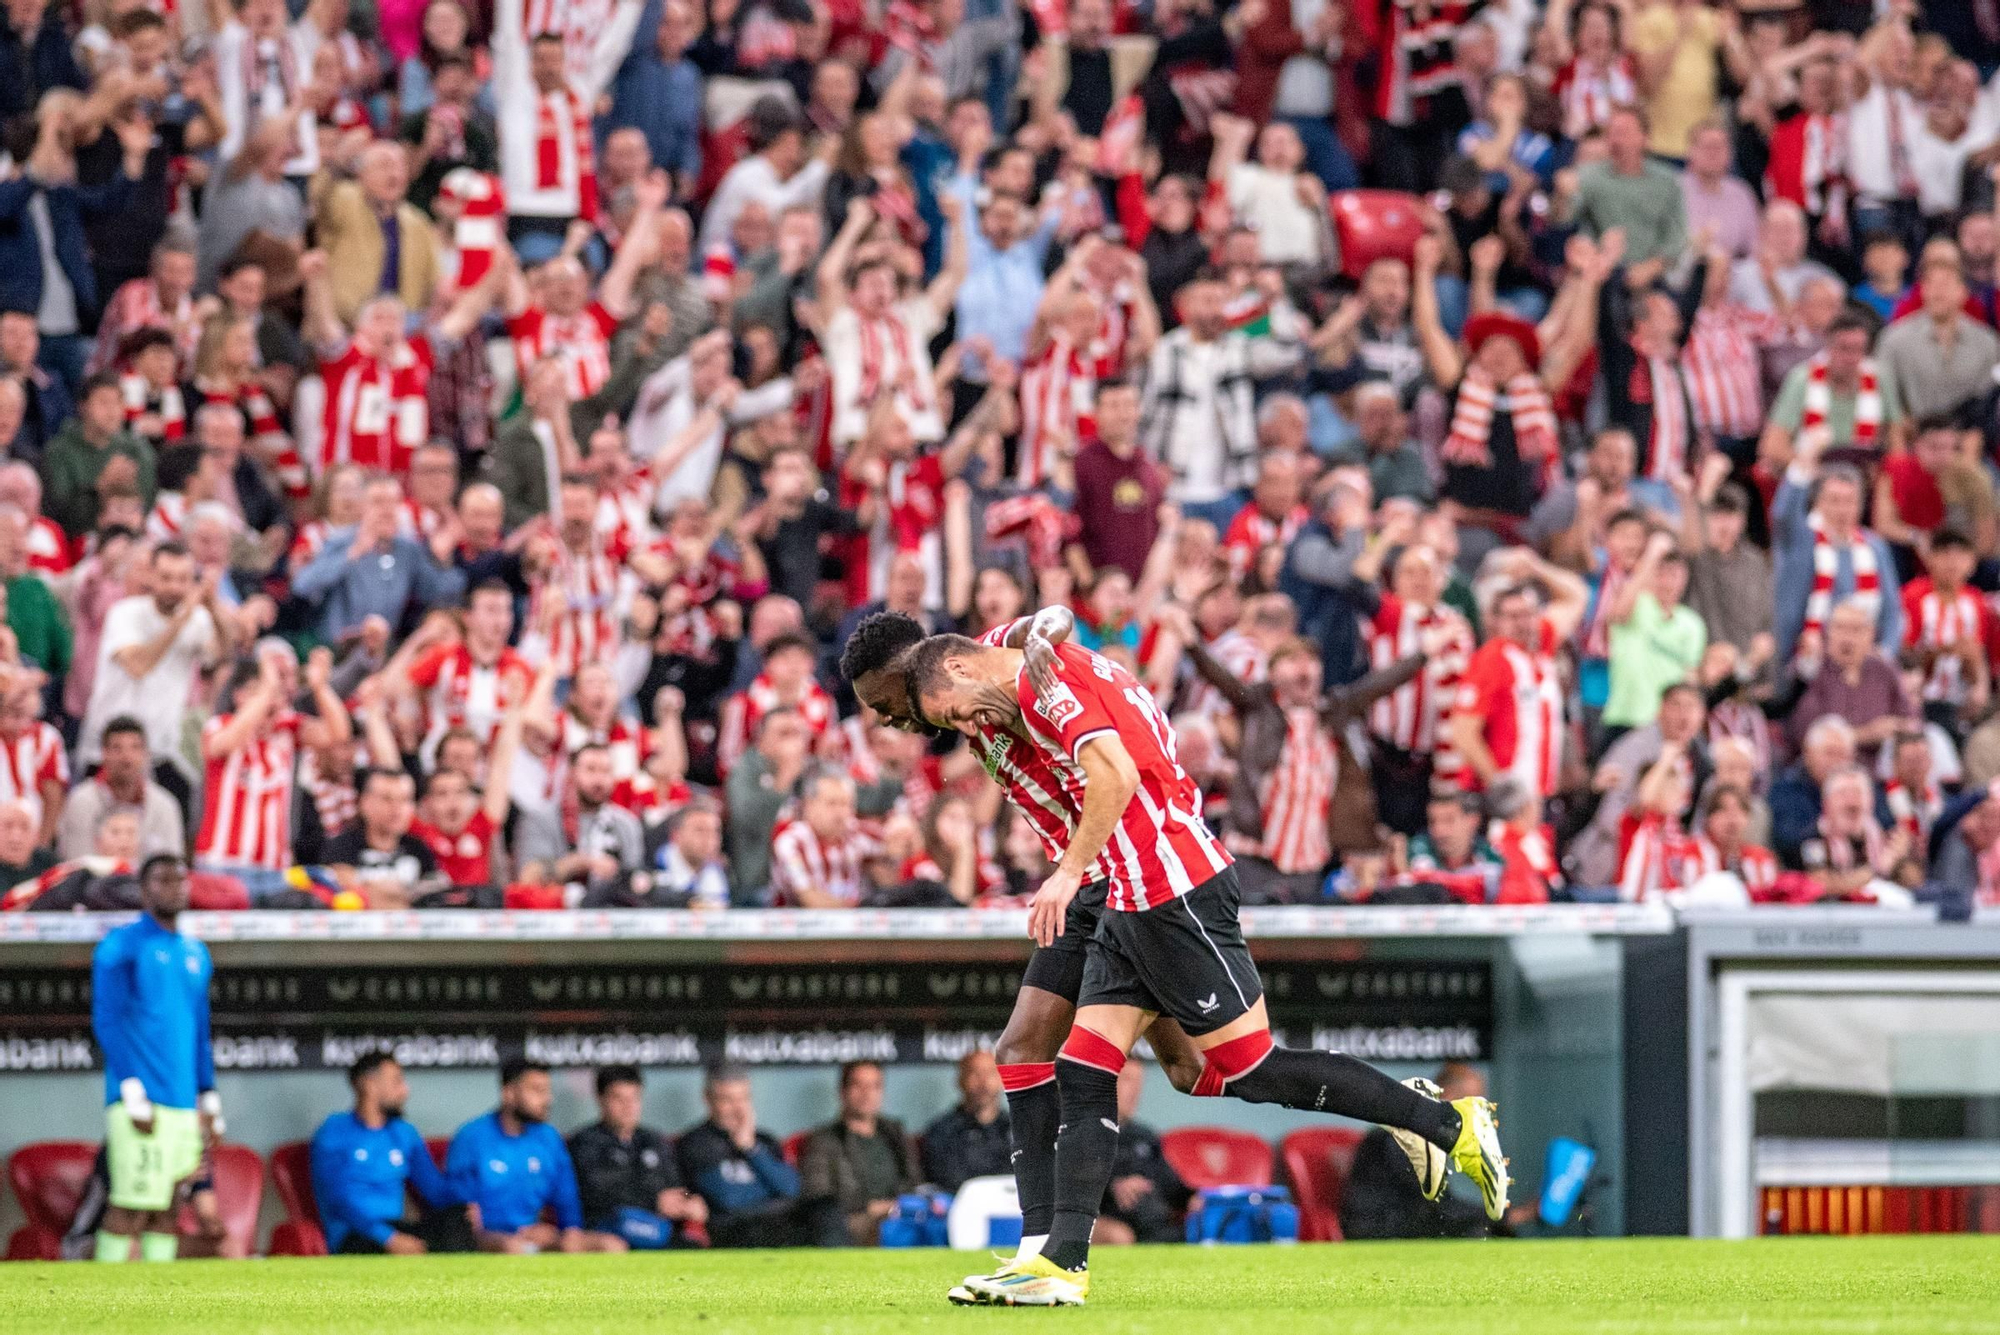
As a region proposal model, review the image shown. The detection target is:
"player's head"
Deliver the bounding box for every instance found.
[138,852,190,919]
[500,1058,553,1124]
[903,634,1014,737]
[840,611,933,733]
[349,1051,409,1120]
[594,1064,643,1133]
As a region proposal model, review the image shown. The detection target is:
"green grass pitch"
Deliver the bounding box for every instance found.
[2,1236,1993,1334]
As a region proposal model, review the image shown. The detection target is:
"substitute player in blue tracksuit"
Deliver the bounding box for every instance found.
[310,1053,472,1253]
[90,854,220,1263]
[446,1060,625,1253]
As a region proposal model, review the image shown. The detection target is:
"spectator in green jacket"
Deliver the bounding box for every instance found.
[0,510,69,681]
[40,373,155,540]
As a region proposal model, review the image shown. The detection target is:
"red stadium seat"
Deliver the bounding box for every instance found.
[267,1141,327,1257]
[1158,1127,1274,1191]
[1328,190,1428,281]
[782,1131,810,1167]
[1280,1127,1364,1242]
[6,1141,96,1261]
[426,1138,451,1169]
[181,1144,264,1258]
[187,871,250,912]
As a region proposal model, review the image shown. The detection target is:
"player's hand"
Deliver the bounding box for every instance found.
[1028,865,1083,947]
[384,1231,428,1255]
[1023,632,1061,699]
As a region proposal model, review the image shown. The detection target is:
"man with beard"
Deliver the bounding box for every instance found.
[447,1061,626,1253]
[79,542,236,809]
[309,1053,472,1254]
[513,743,645,894]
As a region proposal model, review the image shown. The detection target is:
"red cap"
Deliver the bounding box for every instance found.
[1462,310,1541,367]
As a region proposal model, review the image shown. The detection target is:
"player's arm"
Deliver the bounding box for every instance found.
[90,936,150,1129]
[1001,605,1074,649]
[1027,731,1139,947]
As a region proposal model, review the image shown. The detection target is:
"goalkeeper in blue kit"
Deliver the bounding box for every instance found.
[89,854,221,1262]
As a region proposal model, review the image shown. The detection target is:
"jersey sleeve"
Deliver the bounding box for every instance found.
[407,643,453,689]
[588,303,619,339]
[1454,648,1508,719]
[1020,650,1123,763]
[978,618,1030,648]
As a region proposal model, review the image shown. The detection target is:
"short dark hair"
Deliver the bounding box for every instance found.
[500,1058,548,1088]
[152,540,191,563]
[349,1051,397,1089]
[1661,681,1703,708]
[138,853,184,885]
[80,371,122,402]
[595,1064,643,1096]
[1094,376,1137,400]
[746,95,801,152]
[900,633,983,699]
[1604,507,1649,532]
[1707,481,1750,514]
[1827,310,1874,341]
[839,1060,880,1090]
[1930,528,1975,554]
[763,632,818,662]
[102,715,146,745]
[839,611,926,685]
[470,579,513,603]
[1914,412,1962,438]
[359,767,412,797]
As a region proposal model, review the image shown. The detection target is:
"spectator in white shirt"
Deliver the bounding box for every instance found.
[698,99,833,257]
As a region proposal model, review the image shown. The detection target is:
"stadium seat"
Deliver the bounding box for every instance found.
[1158,1128,1274,1192]
[1279,1127,1365,1242]
[267,1141,327,1257]
[187,870,250,912]
[782,1131,810,1167]
[426,1138,451,1169]
[1328,190,1428,281]
[186,1144,265,1259]
[5,1141,97,1261]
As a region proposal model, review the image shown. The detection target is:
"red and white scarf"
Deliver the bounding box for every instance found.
[1555,55,1636,139]
[1817,813,1888,875]
[535,87,598,222]
[1802,519,1881,647]
[1632,348,1690,481]
[1442,369,1558,474]
[857,313,934,417]
[1883,778,1940,846]
[1017,334,1102,488]
[437,168,507,288]
[1766,111,1848,217]
[1801,353,1881,450]
[1689,836,1778,893]
[1580,560,1631,660]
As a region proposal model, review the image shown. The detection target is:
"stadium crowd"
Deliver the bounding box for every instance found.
[5,0,2000,909]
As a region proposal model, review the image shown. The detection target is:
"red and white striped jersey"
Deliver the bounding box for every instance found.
[1688,835,1779,894]
[966,618,1095,875]
[319,336,433,477]
[1017,641,1232,911]
[1367,593,1473,759]
[195,712,301,871]
[769,819,879,906]
[529,529,629,680]
[407,643,535,757]
[519,0,619,87]
[1683,305,1778,440]
[596,468,657,546]
[1016,334,1112,489]
[1901,578,1997,702]
[839,452,946,606]
[509,303,618,401]
[900,850,1006,900]
[716,672,835,776]
[1188,629,1267,721]
[1257,707,1334,875]
[290,519,334,568]
[1220,503,1309,582]
[1882,779,1941,847]
[1452,617,1564,798]
[24,517,71,575]
[1616,811,1700,903]
[542,710,653,806]
[0,722,68,825]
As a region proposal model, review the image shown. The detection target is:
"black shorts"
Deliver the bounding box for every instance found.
[1077,866,1261,1037]
[1018,877,1108,1002]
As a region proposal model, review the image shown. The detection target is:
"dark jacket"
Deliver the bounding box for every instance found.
[0,16,85,121]
[567,1121,685,1224]
[1102,1120,1191,1242]
[1338,1125,1492,1240]
[798,1117,920,1231]
[918,1105,1012,1192]
[674,1120,800,1231]
[1185,635,1423,856]
[0,172,134,327]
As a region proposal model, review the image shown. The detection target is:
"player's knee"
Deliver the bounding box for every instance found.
[995,1019,1059,1068]
[1161,1052,1206,1095]
[1198,1028,1278,1101]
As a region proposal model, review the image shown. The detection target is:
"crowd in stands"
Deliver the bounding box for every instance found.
[6,0,2000,909]
[304,1051,1208,1252]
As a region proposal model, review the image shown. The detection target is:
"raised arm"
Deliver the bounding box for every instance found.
[298,250,346,354]
[816,196,874,314]
[1410,235,1463,388]
[600,172,669,320]
[924,192,969,322]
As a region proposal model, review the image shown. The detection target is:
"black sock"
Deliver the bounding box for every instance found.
[1230,1047,1462,1151]
[1042,1059,1121,1271]
[1003,1079,1062,1239]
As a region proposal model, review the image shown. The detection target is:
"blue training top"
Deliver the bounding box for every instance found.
[90,914,214,1109]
